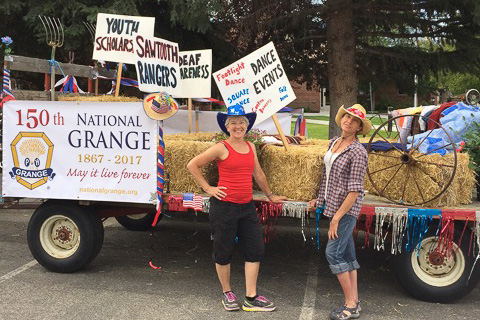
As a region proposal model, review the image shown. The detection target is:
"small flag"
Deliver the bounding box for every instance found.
[183,193,203,211]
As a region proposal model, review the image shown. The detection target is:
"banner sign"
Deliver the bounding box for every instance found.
[213,42,296,124]
[133,36,181,96]
[2,101,157,204]
[177,49,212,98]
[93,13,155,64]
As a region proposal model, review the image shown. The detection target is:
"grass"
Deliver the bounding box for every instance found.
[290,122,396,140]
[292,115,388,126]
[290,122,329,139]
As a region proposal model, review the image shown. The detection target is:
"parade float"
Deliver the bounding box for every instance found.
[1,12,479,303]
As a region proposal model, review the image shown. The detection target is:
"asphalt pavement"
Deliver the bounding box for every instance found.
[1,208,479,320]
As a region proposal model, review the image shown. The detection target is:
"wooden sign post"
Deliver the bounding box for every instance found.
[271,114,290,151]
[188,98,193,133]
[115,63,123,97]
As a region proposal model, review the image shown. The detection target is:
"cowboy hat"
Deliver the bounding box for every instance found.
[217,105,257,136]
[143,92,178,121]
[335,104,372,135]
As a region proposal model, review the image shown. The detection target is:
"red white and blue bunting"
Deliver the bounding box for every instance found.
[1,66,15,106]
[55,75,85,93]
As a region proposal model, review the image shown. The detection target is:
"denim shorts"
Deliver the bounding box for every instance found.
[209,197,264,265]
[325,214,360,274]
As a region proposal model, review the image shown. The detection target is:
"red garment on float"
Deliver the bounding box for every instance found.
[427,101,456,130]
[216,141,254,204]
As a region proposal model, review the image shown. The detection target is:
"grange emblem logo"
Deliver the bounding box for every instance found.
[9,132,55,189]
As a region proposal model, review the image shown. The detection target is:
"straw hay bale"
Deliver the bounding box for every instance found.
[365,151,474,207]
[164,140,217,193]
[259,145,324,201]
[161,135,474,207]
[58,95,141,102]
[165,132,217,142]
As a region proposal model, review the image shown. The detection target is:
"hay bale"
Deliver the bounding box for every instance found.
[165,132,217,142]
[365,151,474,207]
[164,140,217,193]
[259,145,324,201]
[161,135,474,207]
[58,95,141,102]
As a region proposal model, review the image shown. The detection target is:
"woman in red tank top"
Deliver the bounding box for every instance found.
[187,105,286,312]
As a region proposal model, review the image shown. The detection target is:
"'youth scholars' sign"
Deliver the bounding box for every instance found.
[176,49,212,98]
[93,13,155,64]
[133,35,181,96]
[213,42,296,124]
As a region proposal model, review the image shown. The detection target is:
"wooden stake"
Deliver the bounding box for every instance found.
[50,46,56,101]
[272,114,290,151]
[195,107,199,133]
[188,98,193,133]
[95,78,98,96]
[115,63,123,97]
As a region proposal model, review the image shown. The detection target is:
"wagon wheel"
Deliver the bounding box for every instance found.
[366,114,457,206]
[465,89,480,106]
[368,114,399,140]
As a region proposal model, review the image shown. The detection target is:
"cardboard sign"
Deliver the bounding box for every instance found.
[213,42,296,124]
[2,101,157,204]
[177,49,212,98]
[93,13,155,64]
[133,35,181,96]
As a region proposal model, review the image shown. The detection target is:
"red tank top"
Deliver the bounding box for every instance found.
[216,141,254,204]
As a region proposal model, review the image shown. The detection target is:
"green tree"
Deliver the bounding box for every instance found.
[170,0,480,137]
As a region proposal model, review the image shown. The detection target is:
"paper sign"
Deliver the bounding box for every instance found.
[213,42,296,124]
[133,35,181,96]
[176,49,212,98]
[93,13,155,64]
[2,101,157,204]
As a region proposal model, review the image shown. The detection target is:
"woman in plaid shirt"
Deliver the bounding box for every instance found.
[309,104,371,320]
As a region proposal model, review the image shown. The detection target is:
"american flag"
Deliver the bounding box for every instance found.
[183,193,203,211]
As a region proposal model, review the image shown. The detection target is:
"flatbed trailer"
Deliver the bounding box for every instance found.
[1,191,477,303]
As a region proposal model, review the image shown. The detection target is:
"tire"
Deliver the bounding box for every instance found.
[27,200,104,273]
[115,211,158,231]
[392,225,480,302]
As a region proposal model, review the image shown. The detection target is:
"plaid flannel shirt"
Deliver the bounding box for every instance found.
[315,137,368,218]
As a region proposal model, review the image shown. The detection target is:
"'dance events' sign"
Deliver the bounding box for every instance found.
[177,49,212,98]
[213,42,296,124]
[133,36,181,96]
[93,13,155,64]
[2,101,157,204]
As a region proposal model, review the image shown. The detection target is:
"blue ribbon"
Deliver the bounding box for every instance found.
[315,205,325,250]
[48,59,65,77]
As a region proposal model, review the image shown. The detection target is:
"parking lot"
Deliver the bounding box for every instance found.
[1,208,479,320]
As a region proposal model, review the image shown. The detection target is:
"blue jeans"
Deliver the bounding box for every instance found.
[325,214,360,274]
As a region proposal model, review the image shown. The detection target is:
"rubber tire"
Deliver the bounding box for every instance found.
[115,211,158,231]
[27,200,104,273]
[392,225,480,303]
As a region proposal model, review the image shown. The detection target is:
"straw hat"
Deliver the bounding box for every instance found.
[217,105,257,136]
[335,104,372,135]
[143,92,178,120]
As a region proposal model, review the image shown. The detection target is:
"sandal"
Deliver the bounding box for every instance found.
[329,305,360,320]
[332,301,361,314]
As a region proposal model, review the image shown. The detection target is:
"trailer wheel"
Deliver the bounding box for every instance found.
[392,228,480,302]
[115,212,158,231]
[27,201,104,273]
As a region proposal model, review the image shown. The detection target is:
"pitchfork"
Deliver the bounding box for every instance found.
[83,21,100,95]
[39,15,64,101]
[83,21,96,39]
